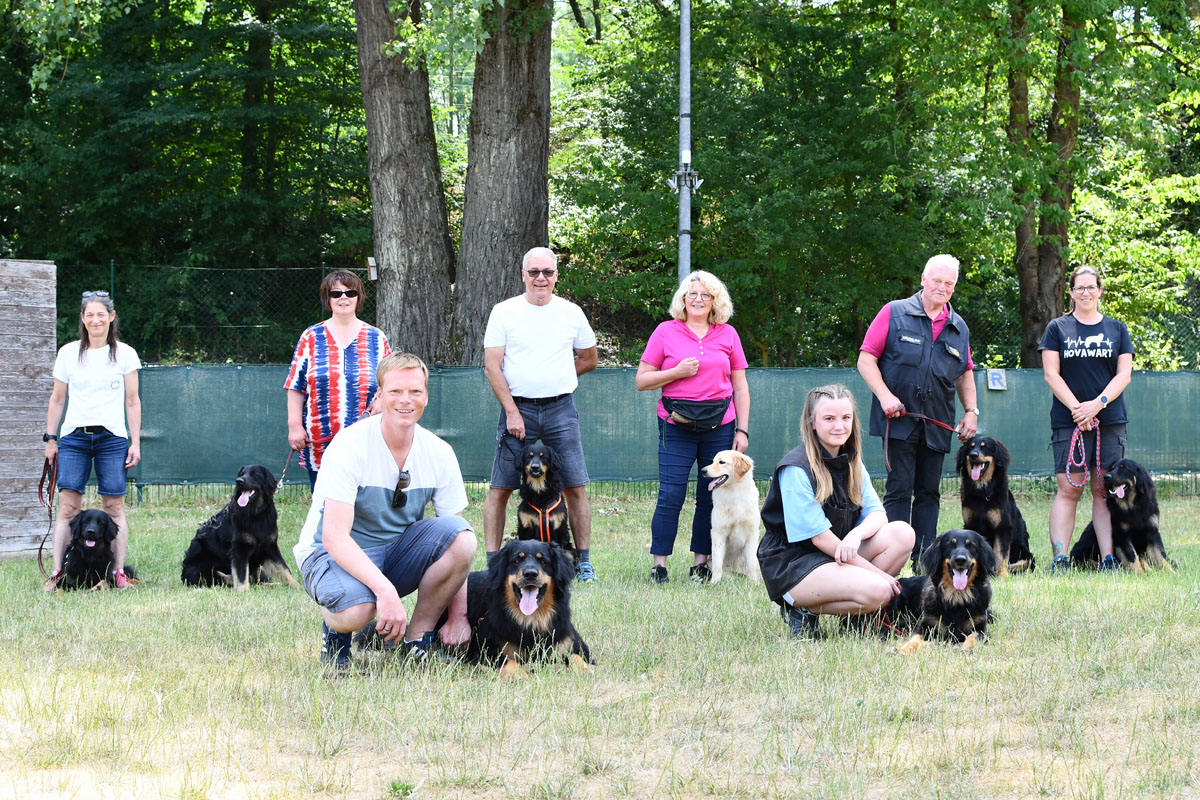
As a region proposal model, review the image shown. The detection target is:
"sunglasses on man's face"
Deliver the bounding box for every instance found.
[82,290,110,298]
[391,470,411,509]
[329,289,359,299]
[525,269,557,278]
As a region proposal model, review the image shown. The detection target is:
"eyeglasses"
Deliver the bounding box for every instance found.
[685,291,713,302]
[82,290,110,298]
[391,470,411,509]
[525,269,557,278]
[1072,285,1100,294]
[329,289,359,299]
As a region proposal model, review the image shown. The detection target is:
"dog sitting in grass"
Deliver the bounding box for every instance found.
[59,509,139,590]
[700,449,762,583]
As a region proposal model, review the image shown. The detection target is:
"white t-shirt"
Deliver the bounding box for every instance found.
[483,295,597,398]
[293,416,469,567]
[53,341,141,439]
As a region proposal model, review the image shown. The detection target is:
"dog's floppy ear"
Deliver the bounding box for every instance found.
[104,514,119,543]
[955,442,968,474]
[994,440,1010,470]
[485,544,510,592]
[549,543,575,589]
[976,531,998,577]
[68,512,83,539]
[920,536,944,580]
[549,445,563,474]
[733,452,754,481]
[260,465,278,492]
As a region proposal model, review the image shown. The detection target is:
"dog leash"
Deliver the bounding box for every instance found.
[526,497,564,543]
[1065,424,1100,489]
[883,410,960,472]
[277,449,294,491]
[37,456,58,581]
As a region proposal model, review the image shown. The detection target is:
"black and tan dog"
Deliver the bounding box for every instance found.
[465,539,592,679]
[181,464,298,590]
[898,529,997,653]
[515,443,573,560]
[1071,458,1173,573]
[60,509,138,590]
[955,436,1035,576]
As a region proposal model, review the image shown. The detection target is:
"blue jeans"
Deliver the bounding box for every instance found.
[650,419,735,557]
[57,428,129,497]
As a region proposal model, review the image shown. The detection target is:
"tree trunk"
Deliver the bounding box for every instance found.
[1007,0,1042,367]
[449,0,553,364]
[354,0,455,360]
[1013,2,1083,367]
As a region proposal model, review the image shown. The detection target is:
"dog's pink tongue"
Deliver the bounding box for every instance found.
[84,540,96,548]
[708,478,720,492]
[970,464,984,481]
[1113,485,1126,499]
[952,569,968,591]
[237,490,254,507]
[519,587,539,616]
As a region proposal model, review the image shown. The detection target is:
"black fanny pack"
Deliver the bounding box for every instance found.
[662,396,730,431]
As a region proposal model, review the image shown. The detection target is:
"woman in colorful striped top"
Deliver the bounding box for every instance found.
[286,270,391,489]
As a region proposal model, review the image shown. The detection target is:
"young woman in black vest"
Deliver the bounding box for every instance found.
[758,384,914,639]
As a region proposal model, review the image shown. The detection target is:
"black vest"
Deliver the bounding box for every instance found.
[757,444,864,602]
[867,291,971,453]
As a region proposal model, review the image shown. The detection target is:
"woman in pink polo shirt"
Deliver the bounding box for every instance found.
[636,271,751,584]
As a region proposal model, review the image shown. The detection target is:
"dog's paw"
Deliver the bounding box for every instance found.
[499,660,531,680]
[897,634,925,655]
[568,654,591,674]
[960,632,980,651]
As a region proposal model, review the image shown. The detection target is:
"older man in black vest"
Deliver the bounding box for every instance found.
[857,254,978,571]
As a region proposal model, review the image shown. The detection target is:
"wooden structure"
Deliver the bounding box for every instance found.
[0,260,56,555]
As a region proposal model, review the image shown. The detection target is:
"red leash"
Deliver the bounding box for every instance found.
[1065,424,1100,489]
[883,410,960,472]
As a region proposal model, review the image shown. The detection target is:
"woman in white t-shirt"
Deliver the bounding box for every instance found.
[43,291,142,590]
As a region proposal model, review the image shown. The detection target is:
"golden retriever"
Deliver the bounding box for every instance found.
[700,450,762,584]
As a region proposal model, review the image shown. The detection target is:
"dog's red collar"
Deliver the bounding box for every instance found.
[526,497,563,543]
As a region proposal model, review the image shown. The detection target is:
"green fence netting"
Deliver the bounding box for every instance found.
[93,366,1198,488]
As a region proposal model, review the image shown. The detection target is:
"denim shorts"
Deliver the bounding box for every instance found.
[299,516,472,613]
[57,428,129,497]
[489,395,590,490]
[1052,424,1127,474]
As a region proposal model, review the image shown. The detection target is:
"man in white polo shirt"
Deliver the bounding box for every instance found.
[294,352,476,672]
[483,246,599,581]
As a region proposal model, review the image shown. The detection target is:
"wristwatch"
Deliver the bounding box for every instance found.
[965,408,980,416]
[43,433,57,442]
[1099,395,1109,409]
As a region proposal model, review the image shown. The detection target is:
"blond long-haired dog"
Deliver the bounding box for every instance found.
[700,450,763,583]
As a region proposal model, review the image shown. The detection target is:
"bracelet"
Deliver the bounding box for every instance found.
[735,427,749,439]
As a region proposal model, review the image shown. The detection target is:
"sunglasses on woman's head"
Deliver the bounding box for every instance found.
[391,470,411,509]
[329,289,359,299]
[82,290,110,298]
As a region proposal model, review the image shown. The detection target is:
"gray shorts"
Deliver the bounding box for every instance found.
[489,394,590,490]
[300,516,472,613]
[1052,424,1127,474]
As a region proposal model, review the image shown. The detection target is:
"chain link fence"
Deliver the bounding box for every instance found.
[57,262,1200,368]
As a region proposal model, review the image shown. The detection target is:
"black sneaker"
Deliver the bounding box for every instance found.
[689,563,712,583]
[781,603,821,640]
[320,623,352,674]
[650,565,669,584]
[399,630,441,664]
[352,620,398,653]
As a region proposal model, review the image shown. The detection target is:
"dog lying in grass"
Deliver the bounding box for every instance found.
[465,539,592,679]
[897,529,997,654]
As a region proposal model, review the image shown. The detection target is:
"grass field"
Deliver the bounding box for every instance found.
[3,485,1198,800]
